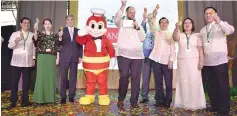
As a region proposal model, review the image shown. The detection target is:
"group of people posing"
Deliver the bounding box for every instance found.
[116,0,234,115]
[7,14,82,109]
[6,0,235,115]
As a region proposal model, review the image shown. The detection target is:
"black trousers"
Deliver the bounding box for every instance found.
[60,62,78,99]
[117,56,142,105]
[10,66,32,105]
[203,63,230,114]
[152,61,173,105]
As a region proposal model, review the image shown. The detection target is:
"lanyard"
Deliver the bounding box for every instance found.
[21,32,29,50]
[185,33,192,49]
[206,24,214,42]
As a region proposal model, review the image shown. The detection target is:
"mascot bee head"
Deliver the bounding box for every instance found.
[86,8,107,37]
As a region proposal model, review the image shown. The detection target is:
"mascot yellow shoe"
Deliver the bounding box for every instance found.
[98,95,110,105]
[79,95,95,105]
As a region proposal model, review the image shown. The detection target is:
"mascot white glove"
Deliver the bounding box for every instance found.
[78,28,88,36]
[109,58,117,69]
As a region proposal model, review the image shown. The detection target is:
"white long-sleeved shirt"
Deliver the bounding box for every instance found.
[200,21,235,66]
[8,30,36,67]
[115,10,145,59]
[149,30,175,65]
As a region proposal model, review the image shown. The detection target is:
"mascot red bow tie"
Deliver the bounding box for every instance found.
[76,8,115,105]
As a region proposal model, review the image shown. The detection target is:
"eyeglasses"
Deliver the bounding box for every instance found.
[205,13,212,16]
[21,22,30,25]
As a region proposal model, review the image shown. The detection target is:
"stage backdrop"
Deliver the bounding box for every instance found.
[77,0,179,70]
[69,0,180,89]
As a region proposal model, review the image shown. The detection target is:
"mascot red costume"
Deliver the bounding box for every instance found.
[76,8,115,105]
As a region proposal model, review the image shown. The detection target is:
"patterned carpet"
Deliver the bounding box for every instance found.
[1,89,237,116]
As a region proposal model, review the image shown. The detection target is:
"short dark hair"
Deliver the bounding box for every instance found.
[204,7,217,13]
[43,18,52,25]
[159,17,169,24]
[65,14,74,20]
[20,17,31,24]
[126,6,134,12]
[182,17,195,32]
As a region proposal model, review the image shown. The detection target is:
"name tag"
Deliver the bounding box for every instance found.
[46,49,51,52]
[185,49,191,53]
[204,42,210,47]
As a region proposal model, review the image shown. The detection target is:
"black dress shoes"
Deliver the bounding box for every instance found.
[206,107,219,113]
[131,104,139,109]
[139,99,149,103]
[117,101,125,111]
[61,98,66,104]
[164,103,171,108]
[154,102,164,107]
[21,103,29,107]
[6,104,16,110]
[69,98,75,103]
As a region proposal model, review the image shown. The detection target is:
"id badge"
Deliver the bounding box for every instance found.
[46,49,51,52]
[185,49,191,53]
[204,42,209,47]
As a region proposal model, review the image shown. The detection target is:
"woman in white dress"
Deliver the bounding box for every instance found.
[173,18,206,110]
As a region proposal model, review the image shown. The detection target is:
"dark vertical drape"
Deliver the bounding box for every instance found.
[16,1,67,32]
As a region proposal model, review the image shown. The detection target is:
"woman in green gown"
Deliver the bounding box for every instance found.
[32,18,63,103]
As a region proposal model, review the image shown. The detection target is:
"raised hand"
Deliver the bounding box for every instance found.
[34,18,40,31]
[15,37,22,43]
[144,7,147,13]
[156,4,160,9]
[175,23,180,32]
[60,26,63,31]
[173,23,180,41]
[58,30,63,41]
[58,30,63,37]
[77,28,88,36]
[143,14,147,22]
[213,13,220,24]
[121,0,127,6]
[36,18,40,23]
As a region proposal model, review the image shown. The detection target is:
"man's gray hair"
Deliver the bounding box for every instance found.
[66,14,74,20]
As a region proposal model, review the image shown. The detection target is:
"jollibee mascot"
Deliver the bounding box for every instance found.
[76,8,115,105]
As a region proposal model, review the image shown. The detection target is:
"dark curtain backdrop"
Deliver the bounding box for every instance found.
[1,1,67,91]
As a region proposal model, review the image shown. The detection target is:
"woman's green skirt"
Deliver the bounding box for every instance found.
[33,54,56,103]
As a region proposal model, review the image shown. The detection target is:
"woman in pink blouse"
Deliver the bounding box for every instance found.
[173,18,206,110]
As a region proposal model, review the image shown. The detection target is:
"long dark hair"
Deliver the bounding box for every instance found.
[182,17,195,32]
[42,18,53,34]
